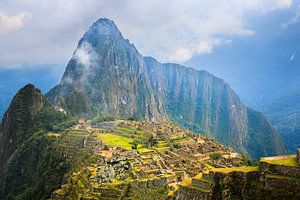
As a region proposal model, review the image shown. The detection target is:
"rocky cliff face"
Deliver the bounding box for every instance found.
[47,19,165,121]
[144,57,249,153]
[0,84,45,167]
[47,18,286,158]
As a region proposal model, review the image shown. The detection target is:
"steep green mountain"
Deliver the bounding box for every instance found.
[264,92,300,153]
[47,18,286,159]
[0,84,70,200]
[0,84,45,167]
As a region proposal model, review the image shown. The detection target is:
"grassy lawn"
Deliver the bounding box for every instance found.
[98,133,150,152]
[204,163,214,170]
[115,126,148,140]
[156,140,169,147]
[117,126,143,134]
[98,133,134,150]
[181,178,192,186]
[193,173,202,180]
[211,166,259,174]
[260,155,299,167]
[47,132,62,137]
[176,137,194,144]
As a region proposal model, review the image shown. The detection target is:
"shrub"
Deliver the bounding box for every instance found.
[209,152,222,160]
[130,140,139,150]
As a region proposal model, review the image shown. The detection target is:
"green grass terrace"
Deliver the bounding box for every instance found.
[260,155,299,167]
[210,166,259,174]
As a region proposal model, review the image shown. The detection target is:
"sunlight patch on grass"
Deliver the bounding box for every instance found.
[211,166,259,174]
[260,155,299,167]
[98,133,134,150]
[47,132,61,137]
[181,178,192,186]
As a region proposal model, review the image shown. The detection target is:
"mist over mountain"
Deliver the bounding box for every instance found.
[47,18,286,159]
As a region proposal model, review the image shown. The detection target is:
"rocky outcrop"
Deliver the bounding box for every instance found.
[46,18,286,158]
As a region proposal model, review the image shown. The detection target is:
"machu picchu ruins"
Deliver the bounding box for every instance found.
[46,119,300,199]
[48,119,245,199]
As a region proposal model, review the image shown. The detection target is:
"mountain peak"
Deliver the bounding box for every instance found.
[81,17,122,44]
[92,18,119,32]
[93,18,116,26]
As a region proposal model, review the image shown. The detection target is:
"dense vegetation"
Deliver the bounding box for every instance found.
[0,131,69,200]
[246,108,287,158]
[35,106,77,132]
[0,85,72,200]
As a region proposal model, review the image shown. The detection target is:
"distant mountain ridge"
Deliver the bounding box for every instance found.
[47,18,286,158]
[264,91,300,153]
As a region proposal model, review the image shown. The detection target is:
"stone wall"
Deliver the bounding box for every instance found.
[127,177,169,199]
[176,160,300,200]
[175,186,210,200]
[260,161,300,177]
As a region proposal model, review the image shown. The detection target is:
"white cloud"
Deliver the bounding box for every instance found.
[281,4,300,28]
[0,12,31,33]
[74,42,94,67]
[170,39,225,62]
[0,0,293,68]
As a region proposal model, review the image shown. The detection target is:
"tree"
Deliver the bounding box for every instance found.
[209,152,222,160]
[130,140,139,150]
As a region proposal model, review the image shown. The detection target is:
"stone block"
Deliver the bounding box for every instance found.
[191,178,212,189]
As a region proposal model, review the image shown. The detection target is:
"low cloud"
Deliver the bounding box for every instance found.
[74,42,96,67]
[0,0,293,68]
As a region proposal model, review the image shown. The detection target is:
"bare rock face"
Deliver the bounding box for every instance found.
[0,84,45,167]
[47,18,286,158]
[47,18,166,121]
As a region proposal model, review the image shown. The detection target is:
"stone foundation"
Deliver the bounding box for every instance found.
[176,151,300,200]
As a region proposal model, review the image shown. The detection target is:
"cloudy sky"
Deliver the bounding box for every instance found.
[0,0,299,117]
[0,0,298,69]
